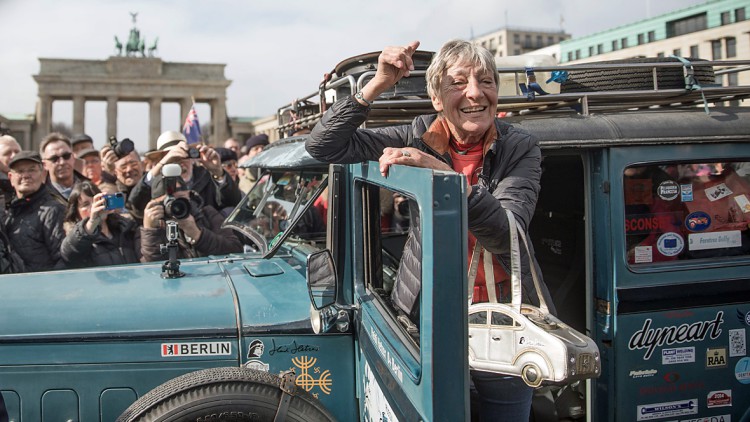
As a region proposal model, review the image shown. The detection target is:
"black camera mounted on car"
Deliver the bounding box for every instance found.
[108,136,135,159]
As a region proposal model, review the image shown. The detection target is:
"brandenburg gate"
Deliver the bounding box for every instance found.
[33,57,231,148]
[31,14,231,149]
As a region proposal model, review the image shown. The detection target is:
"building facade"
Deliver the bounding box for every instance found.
[473,26,571,61]
[558,0,749,86]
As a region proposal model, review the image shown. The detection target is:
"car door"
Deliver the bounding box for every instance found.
[488,310,518,366]
[469,310,490,362]
[351,162,469,422]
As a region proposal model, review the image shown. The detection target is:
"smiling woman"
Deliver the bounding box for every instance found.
[305,39,554,422]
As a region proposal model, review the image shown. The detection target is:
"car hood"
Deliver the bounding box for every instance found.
[0,254,313,342]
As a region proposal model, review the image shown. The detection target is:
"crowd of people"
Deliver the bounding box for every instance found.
[0,130,272,274]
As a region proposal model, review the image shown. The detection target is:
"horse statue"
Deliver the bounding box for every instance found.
[138,38,146,57]
[125,27,140,57]
[114,36,123,56]
[148,37,159,57]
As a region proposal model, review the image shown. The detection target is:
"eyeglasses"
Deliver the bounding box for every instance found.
[45,152,73,162]
[222,161,238,169]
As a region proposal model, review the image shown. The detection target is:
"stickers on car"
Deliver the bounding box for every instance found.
[680,184,694,202]
[706,390,732,408]
[636,398,698,421]
[704,183,733,202]
[245,339,270,372]
[705,347,727,369]
[688,230,742,251]
[161,342,232,357]
[657,180,680,201]
[657,232,684,256]
[729,328,747,357]
[684,211,711,232]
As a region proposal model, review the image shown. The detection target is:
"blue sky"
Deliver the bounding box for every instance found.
[0,0,705,151]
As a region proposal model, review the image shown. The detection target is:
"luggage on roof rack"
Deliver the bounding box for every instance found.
[276,56,750,136]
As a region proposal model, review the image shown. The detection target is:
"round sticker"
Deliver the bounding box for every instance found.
[657,180,680,201]
[735,357,750,384]
[685,211,711,232]
[657,232,684,256]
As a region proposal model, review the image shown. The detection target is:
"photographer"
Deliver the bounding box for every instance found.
[102,139,144,222]
[129,131,243,217]
[60,181,141,268]
[140,168,243,262]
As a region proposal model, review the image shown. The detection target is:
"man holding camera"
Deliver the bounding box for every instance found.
[140,164,243,261]
[101,138,145,222]
[129,131,243,217]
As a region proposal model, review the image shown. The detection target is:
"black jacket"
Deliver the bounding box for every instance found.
[4,185,66,272]
[129,166,242,216]
[307,95,554,314]
[140,197,243,262]
[61,214,141,268]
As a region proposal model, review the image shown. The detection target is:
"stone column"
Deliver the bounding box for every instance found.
[148,97,162,150]
[211,97,227,146]
[106,96,118,138]
[37,95,53,138]
[179,98,193,130]
[72,96,86,134]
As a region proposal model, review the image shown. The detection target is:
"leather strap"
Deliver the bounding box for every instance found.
[274,370,297,422]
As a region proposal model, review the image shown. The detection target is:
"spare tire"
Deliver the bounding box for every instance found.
[117,367,335,422]
[560,57,715,93]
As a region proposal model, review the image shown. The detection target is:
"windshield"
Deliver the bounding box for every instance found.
[224,169,328,255]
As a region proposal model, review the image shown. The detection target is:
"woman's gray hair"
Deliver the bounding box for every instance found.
[426,39,498,99]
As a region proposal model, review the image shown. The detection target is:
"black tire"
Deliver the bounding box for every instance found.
[117,367,335,422]
[560,57,715,93]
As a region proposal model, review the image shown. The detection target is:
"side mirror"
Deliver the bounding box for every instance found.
[306,249,337,310]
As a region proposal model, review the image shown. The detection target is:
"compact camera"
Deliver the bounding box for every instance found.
[161,163,191,220]
[108,136,135,159]
[103,192,126,210]
[187,147,200,159]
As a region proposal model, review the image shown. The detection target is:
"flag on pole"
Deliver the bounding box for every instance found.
[182,104,202,145]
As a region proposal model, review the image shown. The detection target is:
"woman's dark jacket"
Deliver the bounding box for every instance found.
[140,198,243,262]
[61,214,142,268]
[306,96,555,315]
[4,185,66,272]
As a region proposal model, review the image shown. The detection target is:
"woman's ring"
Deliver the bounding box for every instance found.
[401,150,411,157]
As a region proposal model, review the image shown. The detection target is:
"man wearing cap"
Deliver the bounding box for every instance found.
[129,130,242,216]
[71,133,95,175]
[40,132,89,202]
[238,134,269,193]
[0,135,21,211]
[5,151,66,272]
[214,147,239,183]
[78,148,116,187]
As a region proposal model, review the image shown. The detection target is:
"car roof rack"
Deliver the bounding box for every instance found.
[276,58,750,136]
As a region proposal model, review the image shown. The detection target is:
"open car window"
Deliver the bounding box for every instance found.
[624,161,750,266]
[224,169,328,256]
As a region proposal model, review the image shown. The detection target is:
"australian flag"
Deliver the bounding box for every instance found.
[182,105,202,145]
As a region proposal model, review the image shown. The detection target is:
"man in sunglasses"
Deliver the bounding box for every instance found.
[39,133,89,202]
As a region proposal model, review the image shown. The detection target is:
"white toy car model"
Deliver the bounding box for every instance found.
[468,211,601,387]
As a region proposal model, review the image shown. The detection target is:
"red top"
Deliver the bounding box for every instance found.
[450,139,510,303]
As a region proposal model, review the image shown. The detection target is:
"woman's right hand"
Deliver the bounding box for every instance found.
[361,41,420,102]
[85,193,111,234]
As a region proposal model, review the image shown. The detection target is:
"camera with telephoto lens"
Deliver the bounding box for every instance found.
[108,136,135,159]
[161,164,191,220]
